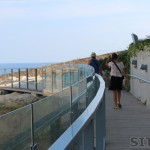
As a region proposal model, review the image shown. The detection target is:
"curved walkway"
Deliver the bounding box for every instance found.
[105,89,150,150]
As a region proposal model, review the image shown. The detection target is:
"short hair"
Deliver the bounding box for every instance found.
[112,53,118,60]
[91,52,96,58]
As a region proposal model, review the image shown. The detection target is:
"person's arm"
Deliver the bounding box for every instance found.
[99,67,102,76]
[106,55,111,67]
[88,59,91,65]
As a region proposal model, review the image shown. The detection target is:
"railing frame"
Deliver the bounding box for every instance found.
[128,74,150,84]
[48,74,105,150]
[0,64,98,150]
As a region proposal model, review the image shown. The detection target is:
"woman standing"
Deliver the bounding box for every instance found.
[107,53,126,109]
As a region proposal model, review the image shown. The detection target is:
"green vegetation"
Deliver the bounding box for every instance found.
[128,38,150,57]
[0,105,21,115]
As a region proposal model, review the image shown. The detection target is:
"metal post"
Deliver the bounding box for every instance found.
[18,69,20,88]
[96,98,105,150]
[86,78,88,107]
[26,69,29,89]
[83,64,86,78]
[11,69,13,88]
[35,69,37,90]
[78,67,80,82]
[51,68,53,94]
[4,68,6,86]
[83,120,94,150]
[70,68,72,86]
[62,68,63,90]
[103,91,106,148]
[70,85,73,125]
[42,68,44,88]
[30,103,37,150]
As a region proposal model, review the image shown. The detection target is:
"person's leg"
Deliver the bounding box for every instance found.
[117,90,122,108]
[112,90,117,108]
[117,90,121,104]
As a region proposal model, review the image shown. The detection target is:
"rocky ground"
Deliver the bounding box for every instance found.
[0,92,44,115]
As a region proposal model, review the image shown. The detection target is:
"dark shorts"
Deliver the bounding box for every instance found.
[109,76,123,90]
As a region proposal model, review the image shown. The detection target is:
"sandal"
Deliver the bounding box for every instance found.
[113,105,118,109]
[118,103,122,108]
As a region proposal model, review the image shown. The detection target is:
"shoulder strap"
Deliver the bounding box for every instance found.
[112,61,122,75]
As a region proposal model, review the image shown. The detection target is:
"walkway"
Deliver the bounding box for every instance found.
[105,89,150,150]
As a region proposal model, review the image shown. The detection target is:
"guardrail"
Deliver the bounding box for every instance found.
[48,74,105,150]
[128,74,150,106]
[0,64,94,95]
[128,74,150,84]
[0,64,102,150]
[0,68,46,91]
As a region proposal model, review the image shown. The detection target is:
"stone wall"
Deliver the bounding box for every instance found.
[130,46,150,106]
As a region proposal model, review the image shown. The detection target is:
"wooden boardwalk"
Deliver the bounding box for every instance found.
[105,89,150,150]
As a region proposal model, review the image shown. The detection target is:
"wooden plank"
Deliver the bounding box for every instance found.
[105,89,150,150]
[0,87,43,95]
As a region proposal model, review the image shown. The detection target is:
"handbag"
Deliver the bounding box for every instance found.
[112,61,124,80]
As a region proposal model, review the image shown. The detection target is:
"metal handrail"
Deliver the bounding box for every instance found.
[128,74,150,84]
[48,74,105,150]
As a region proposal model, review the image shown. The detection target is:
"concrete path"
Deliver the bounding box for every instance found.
[105,89,150,150]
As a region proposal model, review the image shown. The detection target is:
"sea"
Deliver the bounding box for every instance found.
[0,63,53,74]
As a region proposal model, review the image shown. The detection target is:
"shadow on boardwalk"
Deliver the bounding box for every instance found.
[105,89,150,150]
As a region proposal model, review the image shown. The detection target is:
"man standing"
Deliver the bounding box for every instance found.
[88,52,102,75]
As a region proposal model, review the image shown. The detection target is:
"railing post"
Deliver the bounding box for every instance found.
[11,69,13,88]
[4,68,6,86]
[70,85,73,125]
[51,68,53,94]
[70,66,72,86]
[30,103,37,150]
[18,69,20,88]
[42,68,44,88]
[62,68,63,91]
[83,120,94,150]
[95,95,105,150]
[35,69,37,90]
[26,69,29,89]
[78,67,80,82]
[86,78,89,107]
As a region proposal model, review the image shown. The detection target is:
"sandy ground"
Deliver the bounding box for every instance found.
[0,92,43,115]
[0,92,39,105]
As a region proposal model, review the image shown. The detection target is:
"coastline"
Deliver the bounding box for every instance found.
[0,51,124,115]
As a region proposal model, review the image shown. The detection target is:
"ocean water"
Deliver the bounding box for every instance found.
[0,63,53,74]
[0,63,53,69]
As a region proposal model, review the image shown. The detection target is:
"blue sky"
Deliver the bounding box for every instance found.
[0,0,150,63]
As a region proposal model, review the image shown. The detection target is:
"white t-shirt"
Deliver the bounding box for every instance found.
[108,61,124,77]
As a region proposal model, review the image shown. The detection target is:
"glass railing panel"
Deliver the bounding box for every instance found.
[70,68,78,85]
[78,67,85,81]
[72,82,79,103]
[62,68,71,88]
[0,105,32,150]
[71,92,86,123]
[19,68,27,89]
[11,68,19,88]
[78,92,87,115]
[87,76,99,106]
[44,67,53,94]
[33,88,71,149]
[37,68,44,91]
[27,68,36,90]
[52,69,63,93]
[0,68,12,88]
[78,79,86,95]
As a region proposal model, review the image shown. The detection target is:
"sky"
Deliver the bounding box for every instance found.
[0,0,150,63]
